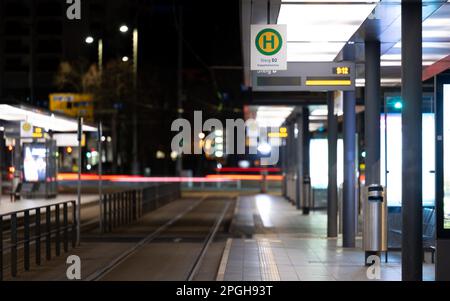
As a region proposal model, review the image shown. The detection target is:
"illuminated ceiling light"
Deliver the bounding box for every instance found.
[278,4,378,42]
[256,111,291,118]
[380,54,401,61]
[215,150,224,158]
[287,42,345,62]
[380,61,401,67]
[215,129,223,137]
[355,78,402,87]
[380,61,434,67]
[310,109,328,116]
[309,115,327,121]
[278,2,378,62]
[257,106,293,111]
[215,137,224,144]
[85,36,94,44]
[423,16,450,27]
[119,25,129,33]
[382,53,446,61]
[381,52,448,65]
[198,132,205,139]
[0,104,96,132]
[394,42,450,49]
[122,56,129,62]
[257,143,272,155]
[255,106,294,128]
[422,30,450,38]
[256,118,287,128]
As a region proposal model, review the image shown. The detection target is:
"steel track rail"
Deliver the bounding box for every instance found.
[186,201,231,281]
[84,197,207,281]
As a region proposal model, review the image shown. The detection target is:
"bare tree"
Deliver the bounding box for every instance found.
[54,59,93,93]
[54,59,135,173]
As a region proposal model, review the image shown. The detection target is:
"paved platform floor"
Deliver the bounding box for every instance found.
[221,194,435,281]
[0,194,98,215]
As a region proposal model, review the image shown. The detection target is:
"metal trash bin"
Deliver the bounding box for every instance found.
[302,176,312,215]
[363,184,387,264]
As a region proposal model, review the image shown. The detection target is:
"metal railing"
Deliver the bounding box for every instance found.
[102,183,181,233]
[102,190,141,233]
[0,200,77,280]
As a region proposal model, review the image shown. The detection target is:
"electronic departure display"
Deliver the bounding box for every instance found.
[332,66,351,75]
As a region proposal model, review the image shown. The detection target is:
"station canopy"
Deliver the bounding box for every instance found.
[0,104,97,132]
[242,0,450,87]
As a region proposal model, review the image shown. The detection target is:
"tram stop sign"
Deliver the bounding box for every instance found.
[251,24,287,71]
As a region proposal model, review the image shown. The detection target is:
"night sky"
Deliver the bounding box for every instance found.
[0,0,244,175]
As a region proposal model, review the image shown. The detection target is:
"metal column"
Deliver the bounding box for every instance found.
[365,40,381,185]
[76,117,83,246]
[131,28,139,175]
[176,7,184,176]
[289,121,296,205]
[302,107,311,214]
[365,40,382,260]
[296,113,304,210]
[98,122,103,233]
[282,132,287,198]
[401,0,423,281]
[285,120,292,202]
[343,91,356,248]
[327,92,338,237]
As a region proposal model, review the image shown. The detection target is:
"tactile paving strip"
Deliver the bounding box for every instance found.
[257,239,281,281]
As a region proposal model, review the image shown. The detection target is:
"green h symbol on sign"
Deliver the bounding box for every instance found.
[255,28,282,56]
[263,34,275,49]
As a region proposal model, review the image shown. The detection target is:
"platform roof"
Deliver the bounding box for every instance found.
[241,0,450,88]
[0,104,97,132]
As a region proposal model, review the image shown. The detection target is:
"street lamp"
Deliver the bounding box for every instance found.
[119,25,129,33]
[120,24,140,174]
[84,36,102,73]
[84,25,139,174]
